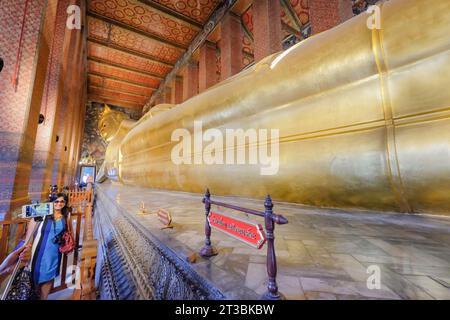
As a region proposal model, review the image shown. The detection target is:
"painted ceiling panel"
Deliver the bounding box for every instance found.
[89,0,199,47]
[88,74,154,96]
[104,78,154,96]
[88,42,172,76]
[150,0,221,23]
[88,17,185,65]
[89,60,161,87]
[89,86,149,104]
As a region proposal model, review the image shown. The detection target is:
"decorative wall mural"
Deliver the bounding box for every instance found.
[352,0,381,15]
[81,102,140,170]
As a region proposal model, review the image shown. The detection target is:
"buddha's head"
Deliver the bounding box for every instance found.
[98,105,128,142]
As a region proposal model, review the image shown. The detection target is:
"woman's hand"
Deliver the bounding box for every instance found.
[0,244,31,276]
[18,244,32,268]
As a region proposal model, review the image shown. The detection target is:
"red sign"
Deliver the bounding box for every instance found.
[208,211,266,249]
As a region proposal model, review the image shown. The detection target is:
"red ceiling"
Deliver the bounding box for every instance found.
[87,0,311,111]
[87,0,220,110]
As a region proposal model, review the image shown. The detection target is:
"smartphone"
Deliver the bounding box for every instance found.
[20,202,54,218]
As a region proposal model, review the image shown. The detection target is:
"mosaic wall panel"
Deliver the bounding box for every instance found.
[0,0,47,217]
[88,0,199,47]
[30,0,71,201]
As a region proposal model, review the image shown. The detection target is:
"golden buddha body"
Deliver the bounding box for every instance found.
[101,0,450,215]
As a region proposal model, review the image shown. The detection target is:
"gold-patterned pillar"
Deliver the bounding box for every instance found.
[0,0,55,219]
[29,0,71,202]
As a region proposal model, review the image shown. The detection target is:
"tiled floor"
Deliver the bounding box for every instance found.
[97,182,450,300]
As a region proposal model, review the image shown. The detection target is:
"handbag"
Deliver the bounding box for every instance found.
[59,216,75,254]
[59,231,75,254]
[4,267,39,300]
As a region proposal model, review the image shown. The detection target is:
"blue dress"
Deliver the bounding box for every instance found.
[30,215,66,285]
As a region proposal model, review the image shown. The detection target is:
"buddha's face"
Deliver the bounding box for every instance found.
[98,106,127,142]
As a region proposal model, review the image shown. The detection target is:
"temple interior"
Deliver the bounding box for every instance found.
[0,0,449,301]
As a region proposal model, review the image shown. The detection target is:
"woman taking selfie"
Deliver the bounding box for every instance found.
[25,193,72,299]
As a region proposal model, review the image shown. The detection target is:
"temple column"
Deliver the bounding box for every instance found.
[52,22,84,187]
[164,86,172,104]
[0,0,54,218]
[199,41,218,92]
[182,59,199,101]
[171,76,183,104]
[29,0,70,202]
[253,0,283,62]
[309,0,354,35]
[220,12,243,80]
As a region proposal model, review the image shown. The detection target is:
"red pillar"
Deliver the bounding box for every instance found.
[171,76,183,104]
[164,86,172,104]
[253,0,283,62]
[52,24,84,187]
[182,59,199,101]
[0,0,52,218]
[309,0,354,35]
[29,0,70,202]
[199,41,218,92]
[220,12,243,81]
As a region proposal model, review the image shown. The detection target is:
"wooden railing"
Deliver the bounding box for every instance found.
[0,218,28,265]
[72,200,97,300]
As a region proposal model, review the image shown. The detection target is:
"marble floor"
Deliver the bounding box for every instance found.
[97,182,450,300]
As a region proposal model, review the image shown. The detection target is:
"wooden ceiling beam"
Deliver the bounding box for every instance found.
[87,56,165,80]
[88,94,145,110]
[88,92,142,107]
[88,84,152,98]
[144,0,239,112]
[87,71,157,88]
[87,38,175,68]
[87,72,156,90]
[87,11,188,50]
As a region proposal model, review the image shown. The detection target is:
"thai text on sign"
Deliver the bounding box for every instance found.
[207,210,266,249]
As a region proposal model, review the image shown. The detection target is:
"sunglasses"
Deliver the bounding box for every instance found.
[54,200,66,204]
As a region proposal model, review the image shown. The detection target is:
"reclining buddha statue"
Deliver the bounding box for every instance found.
[98,0,450,215]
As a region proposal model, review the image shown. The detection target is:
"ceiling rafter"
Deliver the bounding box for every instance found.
[144,0,239,111]
[87,37,175,68]
[87,72,156,90]
[88,94,143,110]
[87,11,188,50]
[87,56,164,80]
[87,71,158,88]
[88,88,148,103]
[88,84,152,98]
